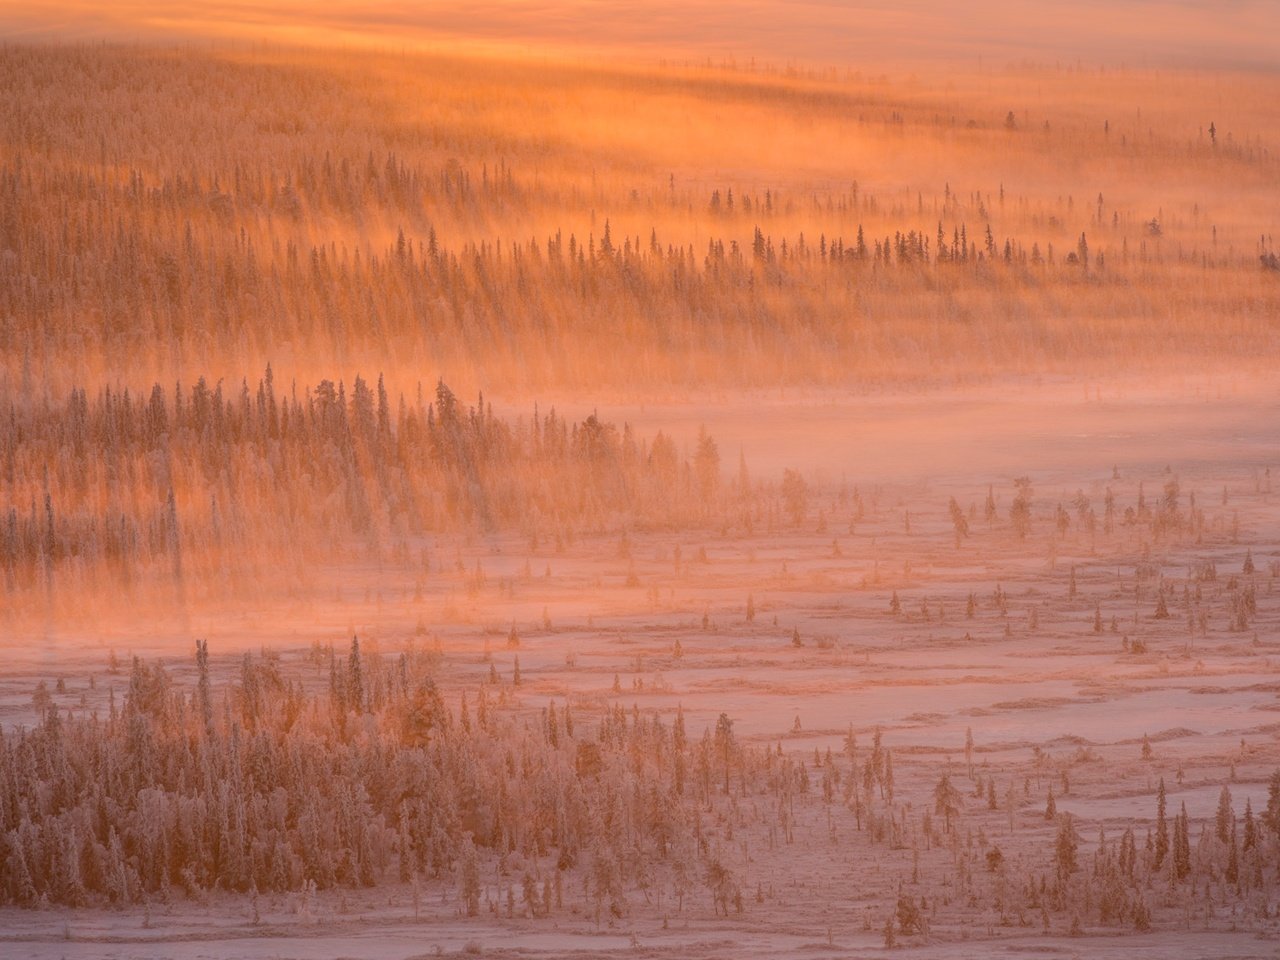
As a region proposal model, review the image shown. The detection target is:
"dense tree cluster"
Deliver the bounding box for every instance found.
[0,642,803,914]
[6,645,1278,941]
[0,373,732,602]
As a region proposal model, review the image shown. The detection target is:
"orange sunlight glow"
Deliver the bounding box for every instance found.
[3,1,1279,69]
[2,6,1279,958]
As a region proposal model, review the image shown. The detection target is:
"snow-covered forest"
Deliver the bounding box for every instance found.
[2,22,1279,960]
[8,636,1280,930]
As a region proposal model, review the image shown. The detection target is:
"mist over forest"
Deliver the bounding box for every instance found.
[1,7,1279,959]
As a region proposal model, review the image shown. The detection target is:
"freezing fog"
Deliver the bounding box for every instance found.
[1,14,1279,959]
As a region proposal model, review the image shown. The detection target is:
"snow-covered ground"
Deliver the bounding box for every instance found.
[3,385,1279,958]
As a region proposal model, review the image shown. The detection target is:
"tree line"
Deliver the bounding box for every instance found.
[1,372,733,607]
